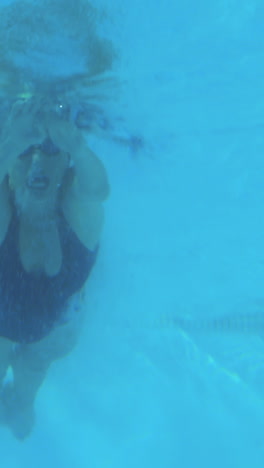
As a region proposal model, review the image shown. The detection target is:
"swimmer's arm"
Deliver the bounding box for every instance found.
[73,146,110,202]
[0,100,45,181]
[46,115,110,201]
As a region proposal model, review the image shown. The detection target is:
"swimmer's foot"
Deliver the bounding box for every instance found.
[0,393,7,425]
[6,404,35,440]
[0,382,35,440]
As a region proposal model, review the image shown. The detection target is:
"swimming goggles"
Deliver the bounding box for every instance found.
[19,138,61,159]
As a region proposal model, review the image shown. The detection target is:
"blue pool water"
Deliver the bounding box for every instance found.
[1,0,264,466]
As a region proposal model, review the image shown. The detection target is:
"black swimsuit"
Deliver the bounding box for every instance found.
[0,213,97,344]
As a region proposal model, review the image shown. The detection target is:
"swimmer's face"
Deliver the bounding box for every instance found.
[9,139,69,216]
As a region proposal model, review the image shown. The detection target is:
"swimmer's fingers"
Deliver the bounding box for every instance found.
[45,115,84,156]
[0,99,46,179]
[4,98,46,143]
[2,100,33,135]
[7,97,40,123]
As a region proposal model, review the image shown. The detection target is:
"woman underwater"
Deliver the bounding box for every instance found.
[0,97,109,439]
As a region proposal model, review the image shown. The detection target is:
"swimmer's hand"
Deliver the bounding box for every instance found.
[0,99,46,179]
[45,114,84,156]
[43,112,109,200]
[3,98,46,145]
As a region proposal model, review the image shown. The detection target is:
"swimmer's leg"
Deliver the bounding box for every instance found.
[3,314,82,439]
[0,338,12,384]
[0,338,13,426]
